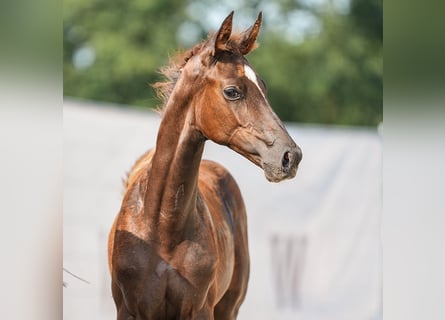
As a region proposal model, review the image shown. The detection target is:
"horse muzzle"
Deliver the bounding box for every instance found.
[262,144,302,182]
[226,126,302,182]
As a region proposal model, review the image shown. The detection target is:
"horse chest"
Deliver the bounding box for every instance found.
[160,235,234,307]
[113,237,216,316]
[168,240,218,291]
[146,241,219,316]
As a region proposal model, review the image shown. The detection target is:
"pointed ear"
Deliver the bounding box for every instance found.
[239,12,262,55]
[213,11,234,54]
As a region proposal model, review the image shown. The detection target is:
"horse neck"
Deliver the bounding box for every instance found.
[145,77,205,250]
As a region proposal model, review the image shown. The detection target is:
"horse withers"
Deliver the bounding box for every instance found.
[108,11,302,320]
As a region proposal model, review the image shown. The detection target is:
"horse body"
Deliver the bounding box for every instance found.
[108,11,302,319]
[109,160,248,319]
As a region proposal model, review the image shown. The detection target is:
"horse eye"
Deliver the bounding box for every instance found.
[223,86,242,101]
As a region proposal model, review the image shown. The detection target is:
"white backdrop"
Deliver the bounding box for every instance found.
[63,99,381,320]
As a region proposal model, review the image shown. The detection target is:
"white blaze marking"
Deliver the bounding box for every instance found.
[244,64,266,99]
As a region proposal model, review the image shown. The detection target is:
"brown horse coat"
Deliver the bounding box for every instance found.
[108,11,302,320]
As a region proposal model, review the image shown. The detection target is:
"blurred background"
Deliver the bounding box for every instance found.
[63,1,382,319]
[4,0,445,319]
[64,0,382,126]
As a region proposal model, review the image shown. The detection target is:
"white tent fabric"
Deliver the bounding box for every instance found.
[64,99,381,320]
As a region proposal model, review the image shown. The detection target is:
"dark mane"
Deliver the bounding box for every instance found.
[152,31,256,115]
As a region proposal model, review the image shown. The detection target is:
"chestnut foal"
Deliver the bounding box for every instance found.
[108,11,302,320]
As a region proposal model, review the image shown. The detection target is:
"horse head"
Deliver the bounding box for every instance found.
[183,11,302,182]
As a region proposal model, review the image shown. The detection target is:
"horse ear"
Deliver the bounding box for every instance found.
[239,12,262,55]
[213,11,234,54]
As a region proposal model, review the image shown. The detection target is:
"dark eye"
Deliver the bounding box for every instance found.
[223,86,242,101]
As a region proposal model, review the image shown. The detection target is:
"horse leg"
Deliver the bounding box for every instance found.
[213,288,243,320]
[213,260,249,320]
[116,308,135,320]
[111,280,136,320]
[194,305,214,320]
[214,232,249,320]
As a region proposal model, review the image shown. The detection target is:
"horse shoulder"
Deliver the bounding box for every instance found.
[198,159,246,221]
[109,149,155,271]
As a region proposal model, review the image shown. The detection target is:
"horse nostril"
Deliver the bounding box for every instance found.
[282,151,290,170]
